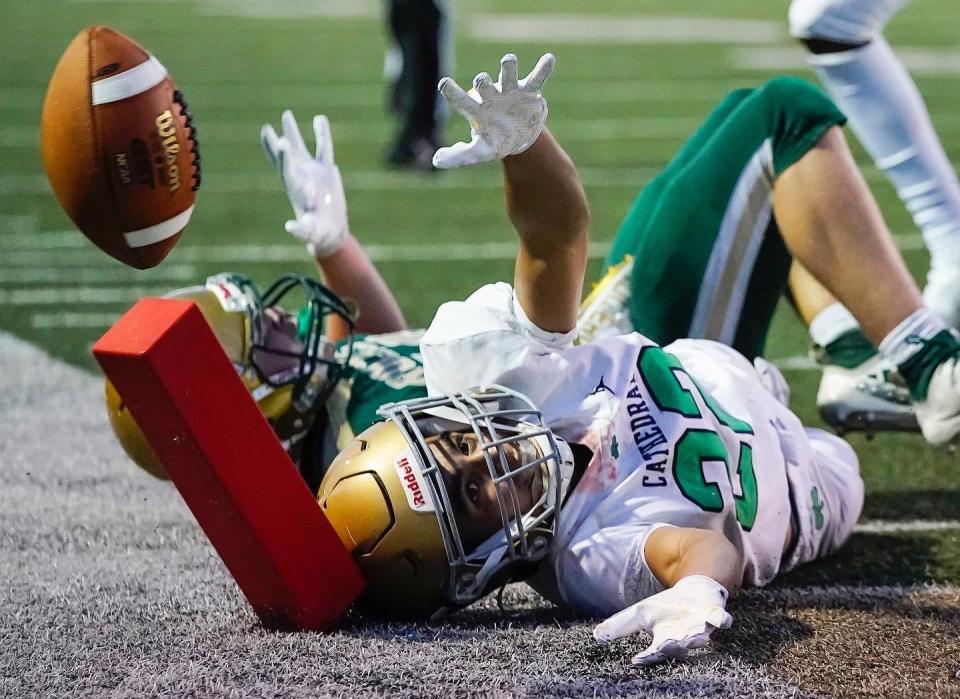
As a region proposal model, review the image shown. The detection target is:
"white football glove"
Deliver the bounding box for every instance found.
[260,110,348,258]
[593,575,733,666]
[432,52,555,170]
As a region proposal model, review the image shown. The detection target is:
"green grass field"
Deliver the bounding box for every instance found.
[2,2,959,693]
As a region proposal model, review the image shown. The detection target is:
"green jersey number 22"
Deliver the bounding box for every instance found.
[638,346,759,530]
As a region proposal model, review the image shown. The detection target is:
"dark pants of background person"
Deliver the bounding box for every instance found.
[385,0,448,169]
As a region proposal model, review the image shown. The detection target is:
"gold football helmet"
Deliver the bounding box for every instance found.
[106,272,355,479]
[317,385,574,618]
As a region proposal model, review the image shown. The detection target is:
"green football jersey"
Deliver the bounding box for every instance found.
[327,330,428,448]
[298,330,428,493]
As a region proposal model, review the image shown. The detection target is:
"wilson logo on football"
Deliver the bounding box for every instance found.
[393,450,434,513]
[155,109,182,192]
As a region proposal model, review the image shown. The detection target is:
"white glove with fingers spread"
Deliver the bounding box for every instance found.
[593,575,733,666]
[433,52,555,169]
[261,110,348,258]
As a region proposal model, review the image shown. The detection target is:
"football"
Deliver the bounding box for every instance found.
[40,26,200,269]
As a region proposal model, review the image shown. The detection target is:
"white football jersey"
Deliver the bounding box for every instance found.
[420,283,814,617]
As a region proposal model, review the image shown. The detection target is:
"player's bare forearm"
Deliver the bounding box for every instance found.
[314,232,407,340]
[502,129,590,332]
[502,129,587,244]
[643,526,743,595]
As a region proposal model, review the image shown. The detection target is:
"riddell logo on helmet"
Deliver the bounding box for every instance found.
[399,457,426,507]
[394,450,434,513]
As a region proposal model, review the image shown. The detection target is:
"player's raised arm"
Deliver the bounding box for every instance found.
[593,527,741,665]
[261,111,406,340]
[434,53,590,333]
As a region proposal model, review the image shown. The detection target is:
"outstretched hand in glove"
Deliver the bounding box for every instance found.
[433,52,555,169]
[593,575,733,666]
[261,110,348,258]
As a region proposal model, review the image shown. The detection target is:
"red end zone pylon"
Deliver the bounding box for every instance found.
[93,297,366,630]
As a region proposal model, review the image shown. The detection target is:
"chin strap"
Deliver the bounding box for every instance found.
[473,542,511,586]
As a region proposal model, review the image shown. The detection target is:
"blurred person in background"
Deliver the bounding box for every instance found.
[384,0,453,170]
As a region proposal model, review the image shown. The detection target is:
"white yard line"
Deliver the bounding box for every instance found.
[0,78,755,112]
[733,47,960,75]
[0,264,198,284]
[0,116,707,148]
[164,241,542,264]
[0,214,37,234]
[9,110,959,147]
[0,163,909,196]
[0,166,657,196]
[746,583,959,603]
[7,65,956,114]
[30,312,123,329]
[1,230,93,248]
[469,15,784,45]
[0,86,382,112]
[196,0,380,19]
[0,286,171,306]
[855,520,960,534]
[1,241,613,271]
[0,231,924,258]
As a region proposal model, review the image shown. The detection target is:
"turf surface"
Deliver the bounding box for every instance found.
[2,332,957,697]
[2,1,959,695]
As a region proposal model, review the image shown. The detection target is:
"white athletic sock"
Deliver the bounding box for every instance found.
[807,39,960,267]
[809,302,860,347]
[877,308,949,367]
[925,263,960,327]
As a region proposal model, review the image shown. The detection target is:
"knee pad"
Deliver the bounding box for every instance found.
[788,0,909,44]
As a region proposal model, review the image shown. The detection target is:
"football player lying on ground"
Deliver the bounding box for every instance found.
[313,52,960,665]
[259,62,959,446]
[259,46,960,441]
[107,55,960,491]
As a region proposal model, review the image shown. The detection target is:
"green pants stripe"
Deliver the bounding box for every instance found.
[605,77,847,359]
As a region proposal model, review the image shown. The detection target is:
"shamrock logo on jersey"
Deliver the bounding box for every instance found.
[810,487,825,531]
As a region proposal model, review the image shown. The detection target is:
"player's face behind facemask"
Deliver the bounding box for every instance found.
[317,386,575,619]
[423,427,544,552]
[104,273,355,478]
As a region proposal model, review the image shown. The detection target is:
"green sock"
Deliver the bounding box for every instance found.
[819,328,877,369]
[898,329,960,401]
